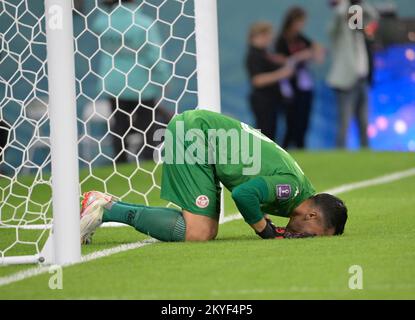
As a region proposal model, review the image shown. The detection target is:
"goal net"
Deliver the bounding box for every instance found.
[0,0,220,265]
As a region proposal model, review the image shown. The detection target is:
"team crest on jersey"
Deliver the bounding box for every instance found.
[276,184,292,199]
[196,195,209,208]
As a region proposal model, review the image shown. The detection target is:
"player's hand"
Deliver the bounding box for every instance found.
[256,218,279,239]
[258,218,315,239]
[265,216,279,230]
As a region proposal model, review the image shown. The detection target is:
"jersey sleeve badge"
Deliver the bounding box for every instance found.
[276,184,292,199]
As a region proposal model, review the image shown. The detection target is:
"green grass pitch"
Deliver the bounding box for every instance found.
[0,151,414,299]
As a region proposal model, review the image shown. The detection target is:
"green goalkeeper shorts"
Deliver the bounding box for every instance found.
[160,113,221,220]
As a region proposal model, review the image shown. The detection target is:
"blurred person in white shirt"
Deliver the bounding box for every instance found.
[327,0,379,148]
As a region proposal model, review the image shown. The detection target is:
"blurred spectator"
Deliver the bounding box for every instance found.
[275,7,325,149]
[327,0,379,148]
[245,22,294,140]
[92,0,170,163]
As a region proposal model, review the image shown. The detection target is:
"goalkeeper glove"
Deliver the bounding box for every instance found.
[256,218,315,239]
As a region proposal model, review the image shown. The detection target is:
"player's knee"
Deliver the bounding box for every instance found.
[182,210,218,241]
[186,233,216,241]
[185,226,217,241]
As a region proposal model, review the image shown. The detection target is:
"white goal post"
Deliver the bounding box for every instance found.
[0,0,221,265]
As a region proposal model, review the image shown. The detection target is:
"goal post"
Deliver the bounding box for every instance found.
[194,0,224,221]
[45,0,81,265]
[194,0,221,111]
[0,0,222,265]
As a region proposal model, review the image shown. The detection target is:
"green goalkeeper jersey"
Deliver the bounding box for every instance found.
[177,110,316,220]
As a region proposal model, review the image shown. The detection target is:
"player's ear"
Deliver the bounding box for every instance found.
[305,211,318,220]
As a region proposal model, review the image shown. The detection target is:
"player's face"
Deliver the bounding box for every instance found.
[286,211,334,236]
[286,216,314,235]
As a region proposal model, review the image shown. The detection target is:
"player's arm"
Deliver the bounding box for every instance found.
[232,175,306,239]
[231,177,280,238]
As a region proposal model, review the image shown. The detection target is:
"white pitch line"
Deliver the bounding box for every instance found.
[0,221,130,230]
[1,167,415,288]
[323,167,415,195]
[0,215,241,288]
[0,265,50,287]
[0,239,159,287]
[219,212,241,224]
[80,238,158,263]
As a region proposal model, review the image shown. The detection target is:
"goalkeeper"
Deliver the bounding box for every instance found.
[80,110,347,243]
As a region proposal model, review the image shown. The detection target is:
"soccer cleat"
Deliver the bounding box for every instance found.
[80,191,113,245]
[81,191,113,217]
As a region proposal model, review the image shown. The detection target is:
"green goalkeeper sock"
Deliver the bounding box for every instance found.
[102,202,186,242]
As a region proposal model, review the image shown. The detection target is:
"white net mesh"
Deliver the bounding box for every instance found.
[0,0,198,261]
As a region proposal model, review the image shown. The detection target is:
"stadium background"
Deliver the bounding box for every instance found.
[1,0,415,174]
[218,0,415,151]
